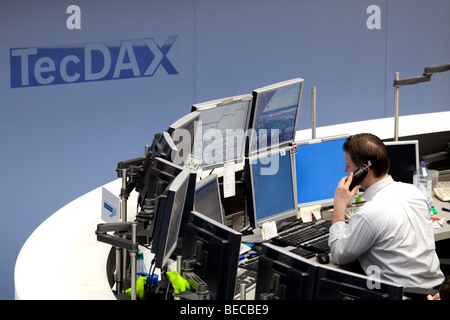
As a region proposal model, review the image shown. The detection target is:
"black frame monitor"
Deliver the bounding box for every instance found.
[194,174,225,225]
[314,264,404,300]
[255,243,318,300]
[135,155,183,211]
[151,169,193,269]
[181,210,242,300]
[295,135,349,208]
[245,146,298,227]
[247,78,304,156]
[384,140,419,184]
[191,94,253,169]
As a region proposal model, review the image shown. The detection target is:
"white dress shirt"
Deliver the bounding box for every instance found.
[329,176,444,289]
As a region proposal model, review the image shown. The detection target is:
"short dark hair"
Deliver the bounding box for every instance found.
[343,133,390,178]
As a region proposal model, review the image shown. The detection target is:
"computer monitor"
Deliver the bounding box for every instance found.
[295,135,349,208]
[167,111,200,167]
[181,210,242,300]
[194,174,225,224]
[191,94,252,168]
[244,146,298,227]
[134,131,181,211]
[151,169,193,269]
[384,140,419,184]
[135,154,183,213]
[314,264,404,300]
[247,78,304,156]
[255,243,318,300]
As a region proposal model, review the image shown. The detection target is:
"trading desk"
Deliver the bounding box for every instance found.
[14,176,449,300]
[430,196,450,241]
[14,112,450,300]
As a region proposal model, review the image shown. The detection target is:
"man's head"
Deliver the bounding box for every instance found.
[343,133,390,187]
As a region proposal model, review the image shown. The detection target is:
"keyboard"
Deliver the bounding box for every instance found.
[235,258,259,298]
[275,220,331,247]
[434,187,450,202]
[288,246,316,259]
[302,235,330,254]
[239,256,259,272]
[435,181,450,189]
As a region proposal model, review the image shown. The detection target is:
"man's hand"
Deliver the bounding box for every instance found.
[333,172,360,224]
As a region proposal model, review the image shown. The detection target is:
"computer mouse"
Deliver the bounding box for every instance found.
[316,253,330,264]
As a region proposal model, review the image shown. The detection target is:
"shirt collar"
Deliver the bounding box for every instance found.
[362,175,394,201]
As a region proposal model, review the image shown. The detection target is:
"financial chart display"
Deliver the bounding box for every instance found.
[249,79,303,155]
[192,95,252,168]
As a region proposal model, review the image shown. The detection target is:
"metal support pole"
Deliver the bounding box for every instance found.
[130,223,137,300]
[394,72,400,141]
[240,283,247,300]
[101,170,131,295]
[177,255,182,274]
[312,86,317,139]
[119,168,128,285]
[115,246,122,293]
[120,168,128,222]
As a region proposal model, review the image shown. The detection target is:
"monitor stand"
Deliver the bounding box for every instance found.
[241,226,264,243]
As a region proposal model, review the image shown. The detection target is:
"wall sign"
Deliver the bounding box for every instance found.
[10,36,179,88]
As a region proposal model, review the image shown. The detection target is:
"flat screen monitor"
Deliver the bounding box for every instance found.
[194,174,225,224]
[191,94,252,168]
[135,155,183,211]
[255,243,318,300]
[384,140,419,184]
[245,146,298,227]
[295,135,349,208]
[314,264,404,300]
[151,169,193,269]
[181,210,242,300]
[247,78,303,156]
[167,111,200,167]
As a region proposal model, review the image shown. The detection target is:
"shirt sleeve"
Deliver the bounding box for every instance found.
[328,213,377,266]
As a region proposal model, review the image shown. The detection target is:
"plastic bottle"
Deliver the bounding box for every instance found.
[413,161,432,208]
[136,252,149,278]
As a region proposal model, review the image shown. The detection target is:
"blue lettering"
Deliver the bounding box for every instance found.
[10,36,178,88]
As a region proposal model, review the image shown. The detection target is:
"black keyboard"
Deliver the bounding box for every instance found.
[239,257,259,272]
[275,220,331,247]
[288,246,316,259]
[302,235,330,254]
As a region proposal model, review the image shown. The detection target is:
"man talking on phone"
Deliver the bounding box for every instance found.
[329,133,444,289]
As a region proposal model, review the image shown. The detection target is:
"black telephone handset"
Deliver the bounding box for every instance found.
[349,160,372,191]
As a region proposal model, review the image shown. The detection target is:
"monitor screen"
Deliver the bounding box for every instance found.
[167,111,200,167]
[384,140,419,184]
[181,210,242,300]
[194,174,225,224]
[314,264,404,300]
[151,169,193,269]
[247,78,303,156]
[245,146,298,227]
[255,243,318,300]
[295,136,348,208]
[192,94,252,168]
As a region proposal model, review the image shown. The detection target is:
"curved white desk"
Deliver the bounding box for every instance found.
[14,111,450,299]
[14,178,141,300]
